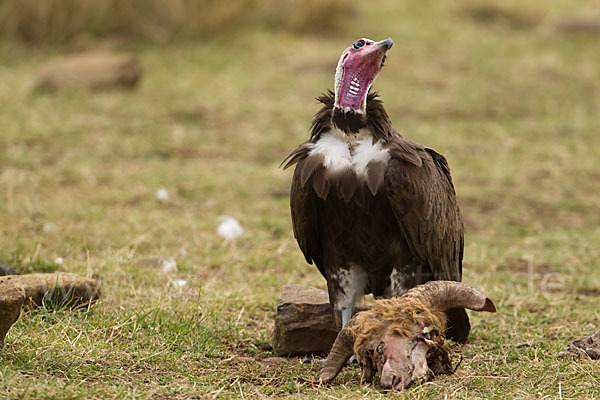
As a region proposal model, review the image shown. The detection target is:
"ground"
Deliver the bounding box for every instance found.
[1,0,600,398]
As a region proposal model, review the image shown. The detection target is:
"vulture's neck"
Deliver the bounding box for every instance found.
[331,107,367,135]
[310,90,395,143]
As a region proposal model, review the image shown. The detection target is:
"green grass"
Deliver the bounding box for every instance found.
[1,0,600,398]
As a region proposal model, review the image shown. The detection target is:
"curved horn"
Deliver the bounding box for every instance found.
[319,319,358,383]
[403,281,497,313]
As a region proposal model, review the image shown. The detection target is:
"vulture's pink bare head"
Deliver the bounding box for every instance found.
[334,38,393,112]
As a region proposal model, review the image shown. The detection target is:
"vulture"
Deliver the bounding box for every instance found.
[282,38,469,342]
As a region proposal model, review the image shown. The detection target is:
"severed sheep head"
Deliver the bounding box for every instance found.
[319,281,497,389]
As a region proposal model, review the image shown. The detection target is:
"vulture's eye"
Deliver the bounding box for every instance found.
[353,39,365,49]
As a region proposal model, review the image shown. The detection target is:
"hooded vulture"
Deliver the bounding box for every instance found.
[282,38,469,342]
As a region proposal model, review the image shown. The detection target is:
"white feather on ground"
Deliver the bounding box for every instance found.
[173,279,187,288]
[217,216,244,240]
[156,187,169,201]
[133,257,178,273]
[43,223,59,233]
[160,258,178,273]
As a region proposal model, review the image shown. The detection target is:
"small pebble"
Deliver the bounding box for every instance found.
[0,264,18,276]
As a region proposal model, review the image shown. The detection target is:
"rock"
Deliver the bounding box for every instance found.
[0,263,18,276]
[558,329,600,360]
[271,284,370,356]
[554,18,600,36]
[0,273,101,346]
[36,51,141,92]
[0,288,24,347]
[0,273,101,308]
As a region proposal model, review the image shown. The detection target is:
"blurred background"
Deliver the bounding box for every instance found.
[1,0,600,397]
[1,0,598,270]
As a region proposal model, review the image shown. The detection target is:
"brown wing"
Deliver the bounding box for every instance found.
[385,140,464,282]
[284,144,326,278]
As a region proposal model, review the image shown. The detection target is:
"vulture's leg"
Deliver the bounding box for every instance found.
[342,305,358,365]
[328,265,368,329]
[383,265,419,298]
[341,306,353,327]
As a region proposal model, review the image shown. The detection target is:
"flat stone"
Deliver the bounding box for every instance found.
[0,273,101,346]
[271,285,337,356]
[558,328,600,360]
[0,263,18,276]
[36,51,142,91]
[271,285,370,356]
[0,288,24,347]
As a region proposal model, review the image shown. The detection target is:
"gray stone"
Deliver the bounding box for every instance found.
[0,264,18,276]
[0,273,101,346]
[36,51,142,91]
[271,284,370,356]
[558,328,600,360]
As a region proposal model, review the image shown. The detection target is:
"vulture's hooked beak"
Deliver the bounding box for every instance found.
[374,38,393,68]
[378,38,394,50]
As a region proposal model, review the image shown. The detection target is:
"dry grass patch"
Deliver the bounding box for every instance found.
[0,0,352,44]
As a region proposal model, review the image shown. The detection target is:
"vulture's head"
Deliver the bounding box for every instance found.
[334,38,393,113]
[319,281,497,390]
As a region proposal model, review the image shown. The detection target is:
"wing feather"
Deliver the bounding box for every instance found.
[385,139,464,282]
[288,145,325,277]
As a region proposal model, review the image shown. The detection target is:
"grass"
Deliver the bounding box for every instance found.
[0,0,351,44]
[1,0,600,398]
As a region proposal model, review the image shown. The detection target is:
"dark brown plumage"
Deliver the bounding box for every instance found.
[283,37,468,342]
[283,91,468,342]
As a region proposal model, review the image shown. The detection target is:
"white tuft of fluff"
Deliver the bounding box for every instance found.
[309,132,352,174]
[160,258,178,273]
[173,279,187,288]
[43,223,59,233]
[352,138,390,176]
[309,132,390,178]
[217,216,244,240]
[55,257,64,265]
[156,187,169,201]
